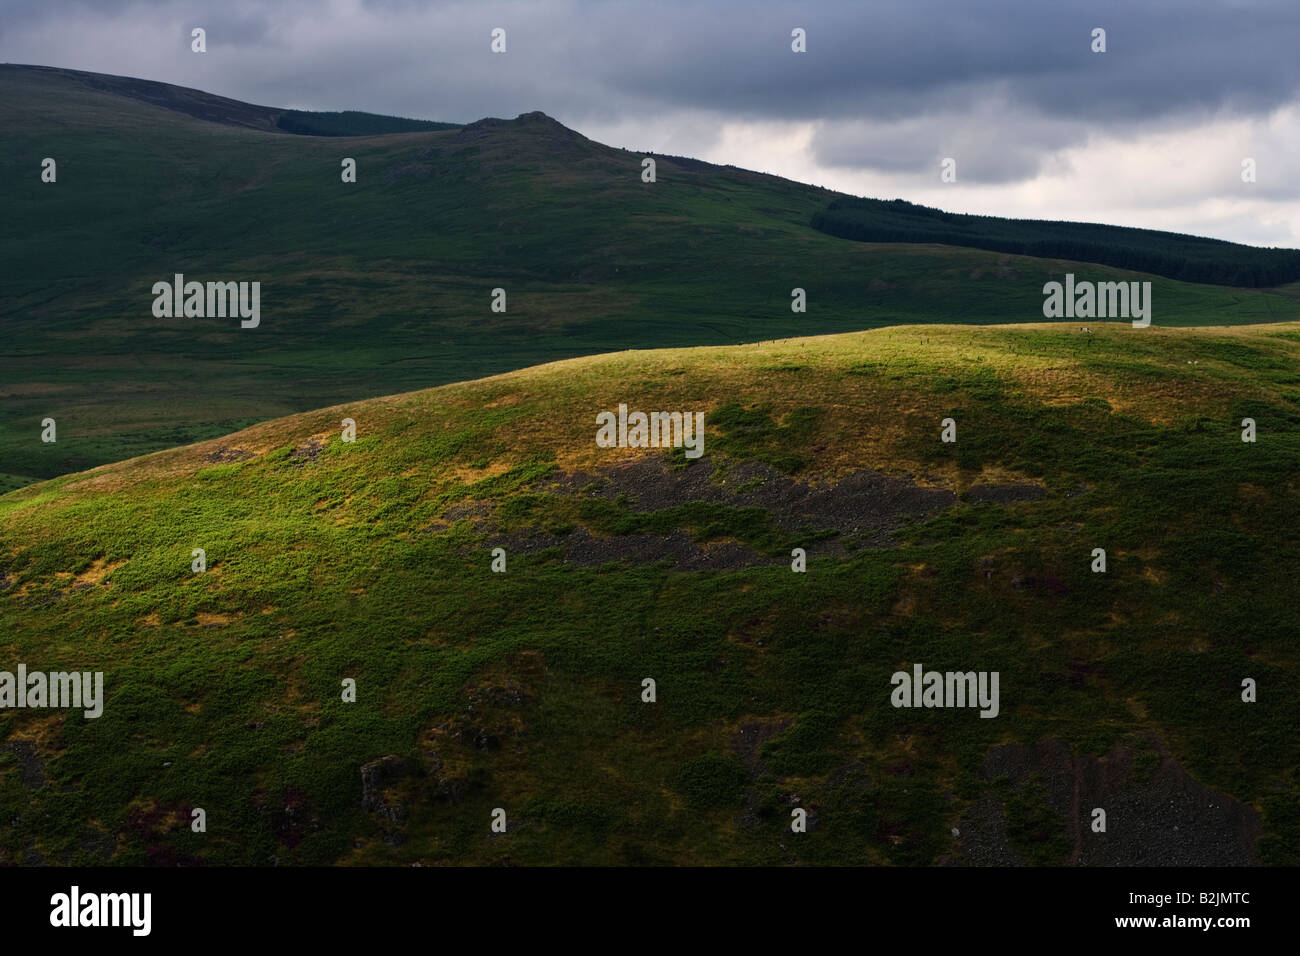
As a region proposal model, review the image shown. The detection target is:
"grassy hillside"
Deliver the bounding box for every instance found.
[4,64,1300,487]
[1,322,1296,866]
[2,64,462,135]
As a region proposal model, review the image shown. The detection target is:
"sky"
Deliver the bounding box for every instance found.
[3,0,1298,247]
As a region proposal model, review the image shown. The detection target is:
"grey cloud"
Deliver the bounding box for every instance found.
[809,99,1088,183]
[578,0,1300,124]
[5,0,1298,126]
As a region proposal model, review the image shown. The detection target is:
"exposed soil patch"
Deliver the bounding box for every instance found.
[444,502,491,522]
[203,447,254,464]
[359,757,411,845]
[459,455,1049,570]
[730,717,793,774]
[2,739,47,789]
[290,437,325,465]
[957,737,1259,866]
[551,457,956,539]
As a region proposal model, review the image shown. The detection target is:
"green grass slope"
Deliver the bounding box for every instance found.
[4,64,1300,485]
[1,322,1297,865]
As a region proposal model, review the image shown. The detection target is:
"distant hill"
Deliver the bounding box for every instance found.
[2,63,1299,486]
[813,196,1300,287]
[2,63,460,135]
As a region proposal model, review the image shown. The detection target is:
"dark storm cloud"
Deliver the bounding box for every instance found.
[1,0,1296,192]
[0,0,137,23]
[190,9,275,48]
[5,0,1296,122]
[588,0,1300,123]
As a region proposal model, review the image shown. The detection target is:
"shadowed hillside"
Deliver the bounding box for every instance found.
[1,64,458,134]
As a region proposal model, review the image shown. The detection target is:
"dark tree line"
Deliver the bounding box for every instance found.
[811,197,1300,288]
